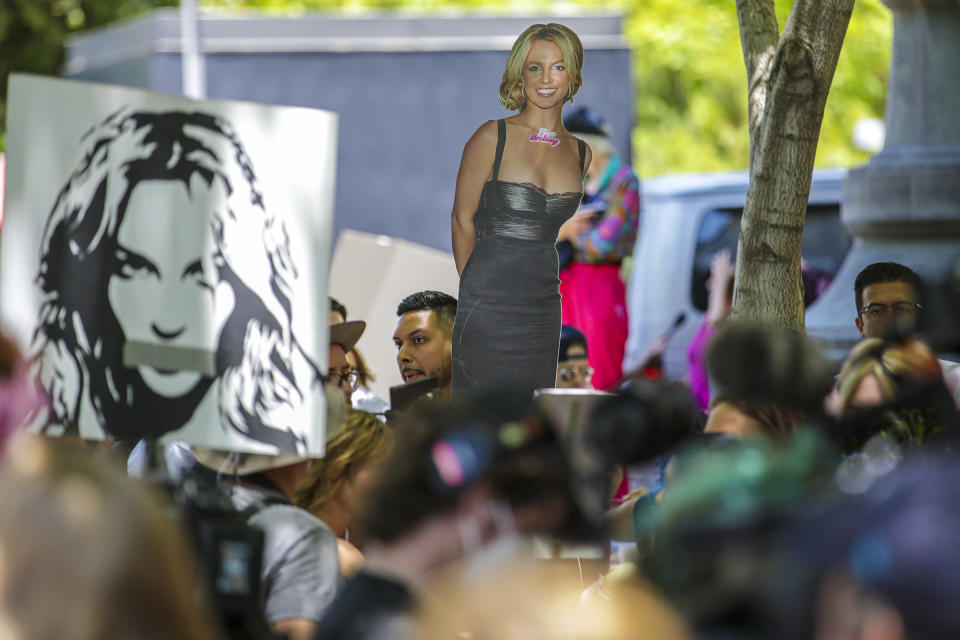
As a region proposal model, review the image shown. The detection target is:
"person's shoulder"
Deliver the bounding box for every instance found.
[564,131,590,150]
[337,538,366,578]
[252,502,335,537]
[564,132,592,172]
[462,120,500,159]
[478,118,500,134]
[468,120,499,144]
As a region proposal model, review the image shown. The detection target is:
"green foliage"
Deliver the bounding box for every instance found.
[0,0,177,149]
[198,0,591,12]
[0,0,892,174]
[625,0,753,177]
[626,0,891,177]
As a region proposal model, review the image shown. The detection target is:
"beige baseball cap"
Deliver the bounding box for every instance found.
[329,320,366,352]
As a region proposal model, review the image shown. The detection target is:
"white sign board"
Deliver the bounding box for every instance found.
[329,230,459,402]
[1,75,337,456]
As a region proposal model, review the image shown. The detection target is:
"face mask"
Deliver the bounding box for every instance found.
[324,380,348,442]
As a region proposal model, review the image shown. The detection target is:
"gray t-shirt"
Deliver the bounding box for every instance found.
[230,483,342,623]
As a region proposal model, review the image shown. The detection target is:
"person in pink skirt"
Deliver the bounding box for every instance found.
[556,107,640,390]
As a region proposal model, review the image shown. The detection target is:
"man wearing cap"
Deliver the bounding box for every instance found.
[328,310,366,404]
[556,106,640,391]
[194,315,367,640]
[329,296,389,415]
[556,325,593,389]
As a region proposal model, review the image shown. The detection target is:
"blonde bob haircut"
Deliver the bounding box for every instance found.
[499,23,584,112]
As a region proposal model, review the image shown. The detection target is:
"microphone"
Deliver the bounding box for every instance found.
[622,312,688,383]
[663,312,687,341]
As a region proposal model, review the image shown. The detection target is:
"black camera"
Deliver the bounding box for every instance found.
[141,451,276,640]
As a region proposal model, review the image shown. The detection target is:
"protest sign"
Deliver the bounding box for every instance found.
[1,75,337,455]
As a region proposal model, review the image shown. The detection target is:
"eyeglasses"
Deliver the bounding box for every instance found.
[325,369,361,391]
[558,365,594,383]
[859,302,922,318]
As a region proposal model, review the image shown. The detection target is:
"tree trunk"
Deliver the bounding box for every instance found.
[732,0,854,332]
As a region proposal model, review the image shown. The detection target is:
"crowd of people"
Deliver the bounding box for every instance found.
[0,255,958,640]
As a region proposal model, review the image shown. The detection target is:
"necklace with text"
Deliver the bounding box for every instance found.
[529,128,560,147]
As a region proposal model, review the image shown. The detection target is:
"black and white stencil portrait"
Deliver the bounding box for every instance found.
[1,75,338,455]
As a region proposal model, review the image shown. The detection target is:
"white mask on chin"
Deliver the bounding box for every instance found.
[324,380,348,442]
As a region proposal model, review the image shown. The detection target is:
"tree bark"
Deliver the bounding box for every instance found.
[732,0,855,332]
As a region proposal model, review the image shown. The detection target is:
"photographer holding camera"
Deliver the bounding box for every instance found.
[190,319,365,640]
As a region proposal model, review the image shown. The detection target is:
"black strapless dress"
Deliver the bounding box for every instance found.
[452,119,585,395]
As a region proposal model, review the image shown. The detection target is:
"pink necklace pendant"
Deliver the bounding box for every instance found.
[529,128,560,147]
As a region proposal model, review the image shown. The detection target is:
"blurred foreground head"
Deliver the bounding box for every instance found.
[831,338,942,417]
[585,378,702,467]
[415,559,693,640]
[0,332,46,455]
[358,387,584,546]
[780,456,960,640]
[707,321,836,413]
[635,430,839,637]
[0,438,219,640]
[703,322,835,439]
[827,338,953,452]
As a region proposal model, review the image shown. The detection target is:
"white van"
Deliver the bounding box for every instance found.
[623,169,850,379]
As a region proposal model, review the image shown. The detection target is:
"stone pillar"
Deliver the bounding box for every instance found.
[806,0,960,359]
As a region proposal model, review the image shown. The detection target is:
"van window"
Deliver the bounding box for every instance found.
[690,204,851,311]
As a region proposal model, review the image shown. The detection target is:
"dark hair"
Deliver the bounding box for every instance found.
[708,393,801,436]
[330,296,348,321]
[563,106,609,137]
[396,291,458,335]
[558,325,587,363]
[357,388,577,544]
[854,262,922,313]
[706,321,835,412]
[587,378,703,466]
